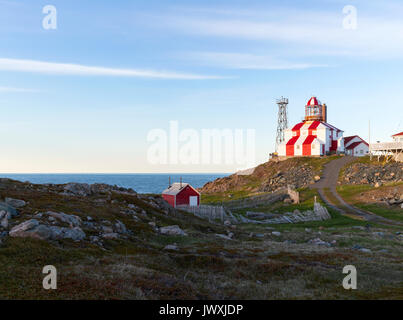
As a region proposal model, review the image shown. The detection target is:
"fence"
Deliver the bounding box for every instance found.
[177,205,232,223]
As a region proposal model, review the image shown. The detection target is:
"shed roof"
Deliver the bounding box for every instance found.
[392,131,403,137]
[162,183,200,196]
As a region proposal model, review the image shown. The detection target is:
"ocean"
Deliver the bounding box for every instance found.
[0,173,228,194]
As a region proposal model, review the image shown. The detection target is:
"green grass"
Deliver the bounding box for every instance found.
[355,204,403,222]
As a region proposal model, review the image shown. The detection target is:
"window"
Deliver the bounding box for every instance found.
[312,144,315,149]
[297,145,300,149]
[360,150,363,154]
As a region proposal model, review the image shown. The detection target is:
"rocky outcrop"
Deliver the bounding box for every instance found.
[201,158,319,195]
[9,219,86,241]
[62,183,137,197]
[342,162,403,186]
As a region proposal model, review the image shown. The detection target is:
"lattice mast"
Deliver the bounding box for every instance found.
[275,97,289,152]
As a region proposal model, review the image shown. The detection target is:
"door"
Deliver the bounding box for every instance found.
[189,196,198,207]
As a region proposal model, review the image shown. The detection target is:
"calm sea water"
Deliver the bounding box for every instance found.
[0,173,227,194]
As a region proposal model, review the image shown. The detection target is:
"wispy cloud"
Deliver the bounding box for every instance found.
[185,52,328,70]
[0,86,39,93]
[0,58,227,80]
[152,7,403,59]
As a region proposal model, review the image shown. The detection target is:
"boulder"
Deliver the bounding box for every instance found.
[101,232,120,240]
[114,220,127,234]
[308,238,331,246]
[49,226,86,241]
[9,219,86,241]
[159,225,187,236]
[215,234,233,240]
[44,211,82,228]
[5,198,26,208]
[9,220,52,240]
[163,244,179,251]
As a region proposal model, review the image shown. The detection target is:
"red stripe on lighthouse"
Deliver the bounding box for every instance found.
[286,136,299,156]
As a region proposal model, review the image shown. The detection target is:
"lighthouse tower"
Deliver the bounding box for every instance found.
[277,97,344,157]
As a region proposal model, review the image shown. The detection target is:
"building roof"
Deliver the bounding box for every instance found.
[307,96,320,106]
[344,135,369,146]
[392,131,403,137]
[344,135,358,144]
[345,141,368,150]
[162,183,200,196]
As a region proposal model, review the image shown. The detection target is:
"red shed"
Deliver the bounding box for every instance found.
[162,182,200,208]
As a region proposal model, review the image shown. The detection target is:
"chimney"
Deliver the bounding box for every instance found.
[180,177,182,188]
[322,103,327,123]
[168,176,171,188]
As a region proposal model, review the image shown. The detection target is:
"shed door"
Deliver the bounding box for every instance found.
[189,196,198,207]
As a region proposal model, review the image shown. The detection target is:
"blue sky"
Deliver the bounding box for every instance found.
[0,0,402,173]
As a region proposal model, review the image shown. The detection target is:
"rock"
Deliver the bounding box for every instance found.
[87,216,93,221]
[272,231,281,236]
[5,198,26,208]
[305,228,312,233]
[114,220,127,234]
[9,220,52,240]
[352,226,365,230]
[308,238,330,246]
[9,219,85,241]
[359,248,372,253]
[101,232,120,240]
[64,183,92,196]
[49,226,86,241]
[101,226,114,234]
[159,225,187,236]
[314,175,321,182]
[374,182,381,188]
[215,234,233,240]
[90,235,101,243]
[44,211,82,228]
[163,244,179,251]
[1,214,9,229]
[148,222,156,228]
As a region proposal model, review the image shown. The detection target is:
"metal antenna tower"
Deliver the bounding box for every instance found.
[275,97,289,151]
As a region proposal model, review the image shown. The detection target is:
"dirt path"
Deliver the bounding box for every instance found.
[311,156,401,225]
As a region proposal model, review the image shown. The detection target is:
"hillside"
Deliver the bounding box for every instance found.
[0,169,402,299]
[201,156,338,199]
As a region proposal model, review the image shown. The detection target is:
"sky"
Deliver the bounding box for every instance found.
[0,0,402,173]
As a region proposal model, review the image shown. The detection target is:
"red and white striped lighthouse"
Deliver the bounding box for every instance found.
[278,97,344,157]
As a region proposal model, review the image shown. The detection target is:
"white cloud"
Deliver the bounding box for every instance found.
[0,86,39,93]
[154,7,403,59]
[0,58,227,80]
[185,52,328,70]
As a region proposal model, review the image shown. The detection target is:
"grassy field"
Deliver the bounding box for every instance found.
[337,183,403,222]
[1,172,402,300]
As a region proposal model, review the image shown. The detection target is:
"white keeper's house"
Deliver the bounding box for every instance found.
[278,97,345,157]
[344,135,369,157]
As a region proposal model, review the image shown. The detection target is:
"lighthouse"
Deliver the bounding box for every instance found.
[277,97,345,157]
